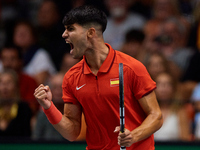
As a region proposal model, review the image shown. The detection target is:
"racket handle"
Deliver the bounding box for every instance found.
[120,146,126,150]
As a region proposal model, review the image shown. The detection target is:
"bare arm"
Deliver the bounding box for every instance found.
[131,91,163,141]
[34,84,82,141]
[53,103,82,141]
[115,91,163,147]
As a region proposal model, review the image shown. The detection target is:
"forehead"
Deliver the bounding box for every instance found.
[2,48,17,55]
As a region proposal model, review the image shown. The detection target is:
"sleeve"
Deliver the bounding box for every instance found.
[62,74,80,105]
[129,62,156,100]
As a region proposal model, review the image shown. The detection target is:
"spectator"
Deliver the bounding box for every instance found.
[36,0,70,71]
[13,20,56,84]
[151,0,191,40]
[154,72,191,141]
[103,0,146,50]
[143,19,163,54]
[159,18,194,77]
[0,70,32,137]
[0,45,39,116]
[151,0,181,21]
[145,52,181,81]
[120,29,146,64]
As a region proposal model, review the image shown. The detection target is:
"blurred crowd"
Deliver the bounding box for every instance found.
[0,0,200,142]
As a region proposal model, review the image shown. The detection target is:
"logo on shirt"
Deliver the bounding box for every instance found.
[76,84,86,90]
[110,78,119,87]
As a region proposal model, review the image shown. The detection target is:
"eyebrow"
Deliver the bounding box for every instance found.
[65,24,74,29]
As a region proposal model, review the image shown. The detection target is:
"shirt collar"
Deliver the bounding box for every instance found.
[83,43,116,74]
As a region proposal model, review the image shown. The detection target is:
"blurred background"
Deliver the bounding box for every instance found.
[1,0,200,149]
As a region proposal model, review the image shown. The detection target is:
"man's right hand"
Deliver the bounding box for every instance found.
[34,84,52,109]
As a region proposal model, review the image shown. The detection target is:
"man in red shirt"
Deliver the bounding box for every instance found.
[34,5,163,150]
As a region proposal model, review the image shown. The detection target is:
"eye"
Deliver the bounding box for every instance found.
[67,26,74,31]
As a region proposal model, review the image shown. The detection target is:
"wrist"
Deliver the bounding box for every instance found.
[42,101,52,110]
[131,128,140,143]
[42,101,62,124]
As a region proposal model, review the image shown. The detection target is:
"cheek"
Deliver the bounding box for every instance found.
[14,31,33,47]
[7,85,15,93]
[75,38,87,52]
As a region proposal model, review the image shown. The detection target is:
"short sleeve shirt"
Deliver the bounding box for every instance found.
[62,44,156,150]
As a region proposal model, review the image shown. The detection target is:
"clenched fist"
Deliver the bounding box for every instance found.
[34,84,52,109]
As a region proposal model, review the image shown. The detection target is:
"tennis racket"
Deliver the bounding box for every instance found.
[119,63,126,150]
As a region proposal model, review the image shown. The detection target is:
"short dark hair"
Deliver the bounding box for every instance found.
[62,5,107,33]
[125,29,145,43]
[1,44,23,60]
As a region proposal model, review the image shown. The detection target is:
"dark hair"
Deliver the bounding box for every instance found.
[62,5,107,32]
[1,44,23,60]
[125,29,145,43]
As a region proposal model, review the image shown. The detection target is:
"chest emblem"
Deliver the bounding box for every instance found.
[110,78,119,87]
[76,84,86,90]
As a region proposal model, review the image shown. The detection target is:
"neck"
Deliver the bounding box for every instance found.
[85,41,109,75]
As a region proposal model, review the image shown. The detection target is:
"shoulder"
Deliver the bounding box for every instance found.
[115,51,147,74]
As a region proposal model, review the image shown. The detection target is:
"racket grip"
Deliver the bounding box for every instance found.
[120,146,126,150]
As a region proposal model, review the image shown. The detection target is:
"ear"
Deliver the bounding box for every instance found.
[87,28,96,38]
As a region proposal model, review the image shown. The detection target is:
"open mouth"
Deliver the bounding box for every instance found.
[66,41,74,54]
[66,41,74,49]
[69,43,74,50]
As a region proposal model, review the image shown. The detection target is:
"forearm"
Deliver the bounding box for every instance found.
[131,91,163,143]
[34,85,82,141]
[53,115,81,141]
[131,112,163,143]
[43,102,82,141]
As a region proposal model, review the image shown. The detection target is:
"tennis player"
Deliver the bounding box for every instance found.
[34,5,163,150]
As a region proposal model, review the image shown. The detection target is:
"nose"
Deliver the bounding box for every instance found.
[62,29,68,38]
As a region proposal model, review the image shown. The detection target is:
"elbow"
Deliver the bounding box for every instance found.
[63,130,81,142]
[156,111,163,130]
[63,134,79,142]
[67,137,77,142]
[151,110,163,132]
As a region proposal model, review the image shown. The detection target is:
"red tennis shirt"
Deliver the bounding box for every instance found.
[62,43,156,150]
